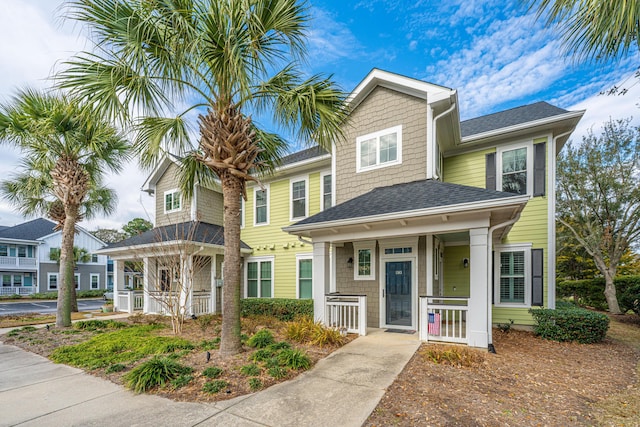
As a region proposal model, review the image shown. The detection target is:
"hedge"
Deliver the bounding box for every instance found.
[529,305,609,343]
[240,298,313,321]
[0,289,107,300]
[558,275,640,314]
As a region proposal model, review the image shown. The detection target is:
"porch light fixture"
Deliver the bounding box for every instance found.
[463,258,469,268]
[347,257,354,269]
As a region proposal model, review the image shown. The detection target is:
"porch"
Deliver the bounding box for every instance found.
[0,286,36,296]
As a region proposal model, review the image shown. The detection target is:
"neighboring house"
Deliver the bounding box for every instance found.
[102,69,583,350]
[0,218,109,295]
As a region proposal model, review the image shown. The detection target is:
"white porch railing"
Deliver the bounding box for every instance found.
[116,291,144,313]
[0,256,36,267]
[0,286,35,296]
[419,296,469,344]
[325,294,367,336]
[191,292,214,316]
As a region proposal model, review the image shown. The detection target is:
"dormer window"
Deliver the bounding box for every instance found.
[164,189,181,213]
[356,125,402,172]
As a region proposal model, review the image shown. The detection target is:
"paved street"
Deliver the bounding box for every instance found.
[0,299,104,316]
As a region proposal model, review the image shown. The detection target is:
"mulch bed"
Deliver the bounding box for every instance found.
[366,323,639,426]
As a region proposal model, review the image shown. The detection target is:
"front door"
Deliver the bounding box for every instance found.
[384,260,412,327]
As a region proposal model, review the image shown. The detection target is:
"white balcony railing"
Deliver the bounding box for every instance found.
[191,292,214,316]
[419,296,469,344]
[0,286,35,296]
[0,256,36,268]
[325,294,367,336]
[116,291,144,313]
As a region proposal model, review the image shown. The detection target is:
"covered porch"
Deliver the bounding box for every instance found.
[97,222,250,317]
[284,180,528,349]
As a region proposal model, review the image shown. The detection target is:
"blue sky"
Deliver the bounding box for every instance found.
[0,0,638,229]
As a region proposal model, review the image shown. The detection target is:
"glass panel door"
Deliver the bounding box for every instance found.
[385,260,412,326]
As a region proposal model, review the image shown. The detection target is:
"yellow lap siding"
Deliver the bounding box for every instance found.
[443,148,495,188]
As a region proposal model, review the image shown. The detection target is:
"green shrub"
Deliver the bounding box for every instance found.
[246,329,275,348]
[248,377,263,391]
[268,341,291,351]
[30,292,59,300]
[74,320,128,331]
[265,357,281,369]
[203,380,228,394]
[77,290,109,298]
[171,374,193,389]
[558,275,640,313]
[268,366,288,379]
[202,366,223,378]
[124,357,193,393]
[241,298,313,321]
[240,364,261,376]
[252,348,276,362]
[277,348,311,370]
[530,306,610,343]
[105,363,126,374]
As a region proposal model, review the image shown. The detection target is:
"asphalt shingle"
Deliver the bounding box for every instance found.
[291,179,522,227]
[461,101,568,138]
[105,221,251,250]
[280,146,328,166]
[0,218,57,241]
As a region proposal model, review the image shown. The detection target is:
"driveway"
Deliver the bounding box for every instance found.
[0,299,104,316]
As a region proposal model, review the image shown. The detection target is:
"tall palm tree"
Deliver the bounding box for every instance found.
[59,0,348,355]
[0,89,130,327]
[49,246,93,312]
[530,0,640,62]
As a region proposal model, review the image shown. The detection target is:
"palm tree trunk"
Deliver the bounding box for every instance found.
[219,171,243,356]
[56,210,78,327]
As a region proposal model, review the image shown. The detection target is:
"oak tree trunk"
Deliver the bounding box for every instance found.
[219,171,243,356]
[603,269,622,314]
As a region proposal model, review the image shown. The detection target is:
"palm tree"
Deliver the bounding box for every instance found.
[59,0,348,356]
[49,246,93,310]
[530,0,640,62]
[0,89,130,327]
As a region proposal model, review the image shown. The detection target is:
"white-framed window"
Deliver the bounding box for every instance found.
[290,176,308,220]
[13,275,22,286]
[254,185,269,226]
[321,172,332,211]
[497,142,533,195]
[353,241,376,281]
[2,274,11,286]
[0,245,7,256]
[356,125,402,172]
[92,254,99,263]
[494,244,532,307]
[245,257,274,298]
[90,273,100,290]
[296,254,313,299]
[164,189,182,213]
[74,273,80,290]
[158,267,171,291]
[48,273,58,290]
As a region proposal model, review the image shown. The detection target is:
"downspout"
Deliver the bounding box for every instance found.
[487,210,523,354]
[429,101,456,179]
[297,235,313,246]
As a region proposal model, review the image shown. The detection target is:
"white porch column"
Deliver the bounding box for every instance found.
[312,242,330,323]
[113,260,125,311]
[181,254,192,315]
[143,257,151,313]
[425,235,434,296]
[210,255,217,314]
[468,228,489,348]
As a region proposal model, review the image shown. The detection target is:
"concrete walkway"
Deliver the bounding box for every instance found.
[0,329,420,427]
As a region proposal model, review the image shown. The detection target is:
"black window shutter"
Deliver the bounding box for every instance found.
[531,248,544,306]
[486,152,496,190]
[533,143,546,196]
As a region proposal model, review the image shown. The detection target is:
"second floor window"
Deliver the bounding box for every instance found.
[255,187,268,225]
[291,179,307,220]
[164,189,181,213]
[356,125,402,172]
[501,147,528,194]
[322,174,332,210]
[92,254,99,263]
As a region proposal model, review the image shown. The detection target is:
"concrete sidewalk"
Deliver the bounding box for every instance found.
[0,329,420,427]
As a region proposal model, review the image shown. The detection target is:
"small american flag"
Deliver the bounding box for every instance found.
[428,312,441,335]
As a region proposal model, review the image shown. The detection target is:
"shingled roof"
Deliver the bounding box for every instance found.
[461,101,569,138]
[0,218,57,241]
[104,221,251,250]
[279,146,328,166]
[290,179,523,227]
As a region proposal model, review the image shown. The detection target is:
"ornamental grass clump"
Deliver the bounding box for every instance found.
[124,357,193,393]
[421,345,485,368]
[246,329,275,349]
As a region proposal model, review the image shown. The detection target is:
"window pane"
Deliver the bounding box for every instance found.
[360,139,376,167]
[260,261,272,298]
[2,275,10,286]
[49,275,57,289]
[0,246,7,256]
[9,247,16,257]
[500,251,526,303]
[292,199,305,218]
[379,133,397,163]
[165,194,172,211]
[256,190,267,224]
[247,262,258,280]
[323,175,332,209]
[298,259,312,299]
[358,249,371,276]
[502,148,527,194]
[299,259,312,278]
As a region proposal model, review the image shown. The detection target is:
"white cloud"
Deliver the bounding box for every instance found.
[409,40,418,51]
[307,7,362,65]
